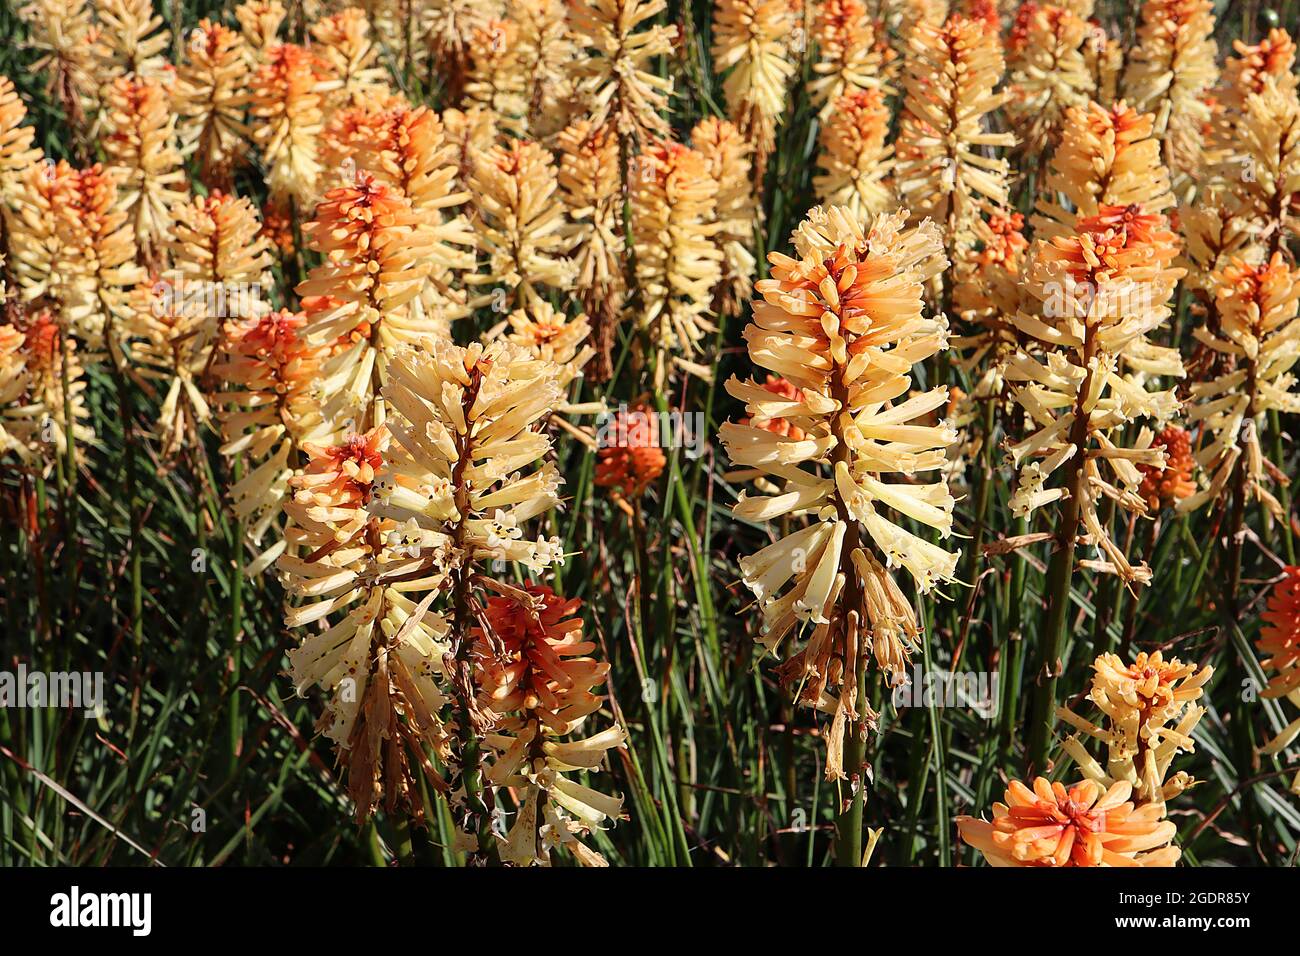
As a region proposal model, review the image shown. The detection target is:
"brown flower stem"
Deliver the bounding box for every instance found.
[829,365,868,867]
[446,371,493,864]
[1026,324,1098,774]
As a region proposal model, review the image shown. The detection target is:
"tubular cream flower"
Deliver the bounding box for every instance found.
[372,340,567,851]
[93,0,170,79]
[951,210,1028,393]
[512,0,578,139]
[500,300,594,396]
[280,427,453,824]
[1181,253,1300,516]
[631,139,723,385]
[102,72,186,262]
[310,7,391,110]
[569,0,677,146]
[464,19,528,137]
[711,0,795,176]
[249,43,335,205]
[130,191,272,459]
[475,584,626,866]
[0,311,93,472]
[814,87,895,221]
[418,0,497,104]
[234,0,286,56]
[174,19,252,190]
[1122,0,1218,189]
[0,76,41,200]
[467,140,576,309]
[720,204,957,779]
[18,1,97,136]
[1233,76,1300,259]
[691,117,757,318]
[556,119,625,381]
[295,171,445,438]
[1005,4,1095,156]
[809,0,885,118]
[956,777,1180,867]
[1057,650,1211,804]
[215,309,324,574]
[896,14,1015,254]
[1004,204,1185,585]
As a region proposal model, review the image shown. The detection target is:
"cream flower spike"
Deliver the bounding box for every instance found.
[720,204,957,782]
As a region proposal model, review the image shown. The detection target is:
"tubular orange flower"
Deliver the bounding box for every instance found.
[569,0,678,145]
[956,777,1181,867]
[1260,567,1300,699]
[175,19,252,190]
[468,139,575,309]
[63,163,142,352]
[1258,568,1300,794]
[813,87,895,220]
[631,139,722,385]
[595,403,666,498]
[711,0,795,176]
[1122,0,1218,189]
[102,72,186,261]
[720,205,957,781]
[809,0,884,117]
[1136,425,1196,511]
[215,309,323,574]
[475,584,626,866]
[1222,28,1297,112]
[1034,102,1173,242]
[691,117,757,318]
[296,171,444,437]
[249,43,333,205]
[556,119,625,382]
[323,103,476,328]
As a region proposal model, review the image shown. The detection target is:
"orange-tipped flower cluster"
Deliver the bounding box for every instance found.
[957,777,1181,867]
[595,403,666,499]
